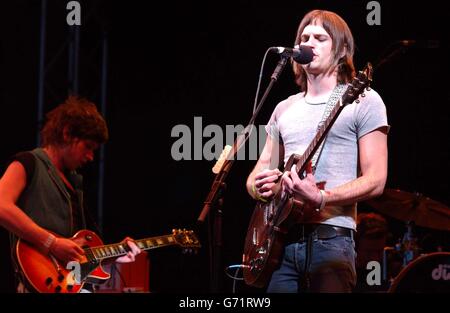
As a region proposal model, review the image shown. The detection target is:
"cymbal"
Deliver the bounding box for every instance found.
[364,189,450,231]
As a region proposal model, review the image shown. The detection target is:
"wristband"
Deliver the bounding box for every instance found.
[43,233,56,252]
[316,190,327,211]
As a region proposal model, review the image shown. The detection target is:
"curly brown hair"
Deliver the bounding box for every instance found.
[41,96,108,147]
[292,10,356,92]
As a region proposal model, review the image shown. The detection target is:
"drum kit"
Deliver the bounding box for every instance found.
[364,189,450,293]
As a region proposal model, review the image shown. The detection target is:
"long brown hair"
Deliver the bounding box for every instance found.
[292,10,355,91]
[41,96,108,147]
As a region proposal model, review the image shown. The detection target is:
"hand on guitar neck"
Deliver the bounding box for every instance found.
[115,237,142,263]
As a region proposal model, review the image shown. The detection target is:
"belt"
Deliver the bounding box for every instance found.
[290,224,354,243]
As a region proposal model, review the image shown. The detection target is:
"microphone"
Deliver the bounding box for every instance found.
[270,45,314,64]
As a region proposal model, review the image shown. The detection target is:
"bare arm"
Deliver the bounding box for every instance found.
[0,161,52,247]
[0,161,84,262]
[246,134,284,199]
[282,127,388,209]
[324,127,388,206]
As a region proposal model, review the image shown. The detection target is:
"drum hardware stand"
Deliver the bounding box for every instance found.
[382,220,421,286]
[382,246,395,283]
[402,221,420,266]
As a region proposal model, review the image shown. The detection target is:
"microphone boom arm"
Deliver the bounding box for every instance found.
[197,55,289,223]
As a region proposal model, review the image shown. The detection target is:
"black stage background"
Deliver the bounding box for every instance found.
[1,0,449,293]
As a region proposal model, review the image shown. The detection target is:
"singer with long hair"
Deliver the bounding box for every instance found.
[246,10,389,292]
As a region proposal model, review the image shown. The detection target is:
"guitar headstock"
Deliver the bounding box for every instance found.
[172,229,201,253]
[342,62,373,106]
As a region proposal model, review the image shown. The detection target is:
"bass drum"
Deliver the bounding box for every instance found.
[389,252,450,293]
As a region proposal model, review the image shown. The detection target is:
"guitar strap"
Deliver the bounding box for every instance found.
[68,171,87,230]
[310,83,347,174]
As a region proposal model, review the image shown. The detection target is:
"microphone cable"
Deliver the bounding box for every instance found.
[252,48,274,114]
[224,264,247,293]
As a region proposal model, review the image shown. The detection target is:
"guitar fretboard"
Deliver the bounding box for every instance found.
[86,235,176,261]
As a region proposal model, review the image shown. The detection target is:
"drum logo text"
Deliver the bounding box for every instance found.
[431,264,450,281]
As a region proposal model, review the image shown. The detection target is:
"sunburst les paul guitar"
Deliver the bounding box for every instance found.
[15,229,200,293]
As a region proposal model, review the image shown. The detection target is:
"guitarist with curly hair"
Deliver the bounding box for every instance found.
[0,96,141,292]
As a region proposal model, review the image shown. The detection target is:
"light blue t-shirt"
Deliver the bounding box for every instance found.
[266,87,389,230]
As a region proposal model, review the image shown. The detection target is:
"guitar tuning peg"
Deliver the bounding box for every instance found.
[366,87,371,91]
[355,99,360,104]
[361,93,366,97]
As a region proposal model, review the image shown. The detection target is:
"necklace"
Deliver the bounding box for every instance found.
[304,98,326,105]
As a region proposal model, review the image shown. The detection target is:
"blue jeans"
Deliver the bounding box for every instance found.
[267,236,357,293]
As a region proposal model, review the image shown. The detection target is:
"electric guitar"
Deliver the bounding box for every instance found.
[243,63,373,287]
[15,228,200,293]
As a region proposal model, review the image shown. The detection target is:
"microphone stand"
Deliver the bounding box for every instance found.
[197,56,289,292]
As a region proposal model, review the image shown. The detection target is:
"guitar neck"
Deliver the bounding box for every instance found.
[86,235,177,262]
